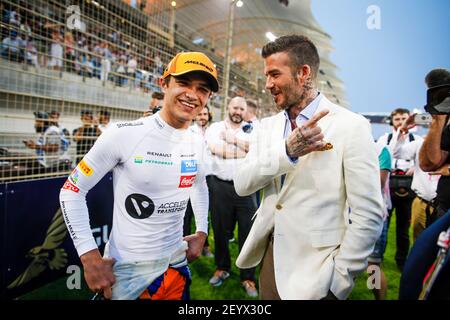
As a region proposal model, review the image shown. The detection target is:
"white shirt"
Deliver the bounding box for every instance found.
[205,120,254,181]
[376,129,421,171]
[127,58,137,74]
[36,125,62,168]
[50,42,63,59]
[391,135,439,201]
[60,113,209,262]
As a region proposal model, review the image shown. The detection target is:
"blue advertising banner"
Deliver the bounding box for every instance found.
[1,173,113,299]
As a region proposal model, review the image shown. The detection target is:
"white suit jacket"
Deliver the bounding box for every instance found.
[234,96,383,300]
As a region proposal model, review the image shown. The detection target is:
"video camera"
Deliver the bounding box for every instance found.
[424,84,450,115]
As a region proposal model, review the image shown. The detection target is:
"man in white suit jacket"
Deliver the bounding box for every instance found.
[234,35,384,300]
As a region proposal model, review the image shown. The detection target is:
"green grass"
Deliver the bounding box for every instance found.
[19,212,403,300]
[349,214,402,300]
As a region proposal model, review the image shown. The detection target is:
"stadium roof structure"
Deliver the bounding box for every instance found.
[168,0,349,108]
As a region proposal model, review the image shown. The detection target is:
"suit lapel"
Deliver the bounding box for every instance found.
[272,112,287,193]
[277,96,337,197]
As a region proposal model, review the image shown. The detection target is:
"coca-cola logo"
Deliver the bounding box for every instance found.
[178,175,196,188]
[62,180,79,193]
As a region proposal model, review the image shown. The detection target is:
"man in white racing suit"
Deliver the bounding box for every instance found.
[60,52,219,300]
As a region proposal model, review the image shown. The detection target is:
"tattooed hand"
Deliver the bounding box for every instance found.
[285,110,329,158]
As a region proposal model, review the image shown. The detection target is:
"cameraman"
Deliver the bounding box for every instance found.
[377,108,421,271]
[419,68,450,223]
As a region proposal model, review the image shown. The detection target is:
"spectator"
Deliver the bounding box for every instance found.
[377,108,421,271]
[23,111,62,172]
[86,54,95,78]
[72,110,101,164]
[205,97,258,297]
[100,41,112,82]
[49,110,71,154]
[64,31,76,73]
[244,100,259,124]
[8,8,20,26]
[115,57,127,86]
[75,53,83,75]
[184,105,214,258]
[20,19,32,41]
[25,39,39,67]
[97,110,111,132]
[127,54,137,84]
[1,29,25,62]
[243,99,259,134]
[48,30,63,71]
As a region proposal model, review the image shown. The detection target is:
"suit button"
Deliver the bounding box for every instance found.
[276,204,282,210]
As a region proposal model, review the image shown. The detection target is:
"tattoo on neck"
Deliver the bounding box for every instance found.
[290,79,317,116]
[303,78,317,100]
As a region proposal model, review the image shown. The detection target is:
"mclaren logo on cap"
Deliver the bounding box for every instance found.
[184,60,214,73]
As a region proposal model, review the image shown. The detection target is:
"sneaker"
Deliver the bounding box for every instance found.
[202,246,214,258]
[209,270,230,287]
[242,280,258,298]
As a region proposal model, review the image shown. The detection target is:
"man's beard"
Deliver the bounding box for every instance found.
[275,80,303,110]
[35,126,45,133]
[229,113,243,124]
[277,90,303,111]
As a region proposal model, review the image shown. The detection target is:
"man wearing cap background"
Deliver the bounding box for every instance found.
[23,111,62,172]
[60,51,219,300]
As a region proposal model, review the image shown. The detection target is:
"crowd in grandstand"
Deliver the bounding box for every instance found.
[1,4,169,93]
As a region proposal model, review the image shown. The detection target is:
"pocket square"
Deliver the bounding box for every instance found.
[318,142,333,151]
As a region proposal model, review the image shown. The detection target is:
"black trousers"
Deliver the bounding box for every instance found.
[388,192,414,268]
[209,175,256,281]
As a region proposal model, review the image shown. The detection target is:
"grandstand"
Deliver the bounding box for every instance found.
[0,0,348,299]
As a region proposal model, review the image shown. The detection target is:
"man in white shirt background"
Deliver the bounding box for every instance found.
[205,96,258,297]
[183,105,214,258]
[376,108,421,271]
[23,111,62,172]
